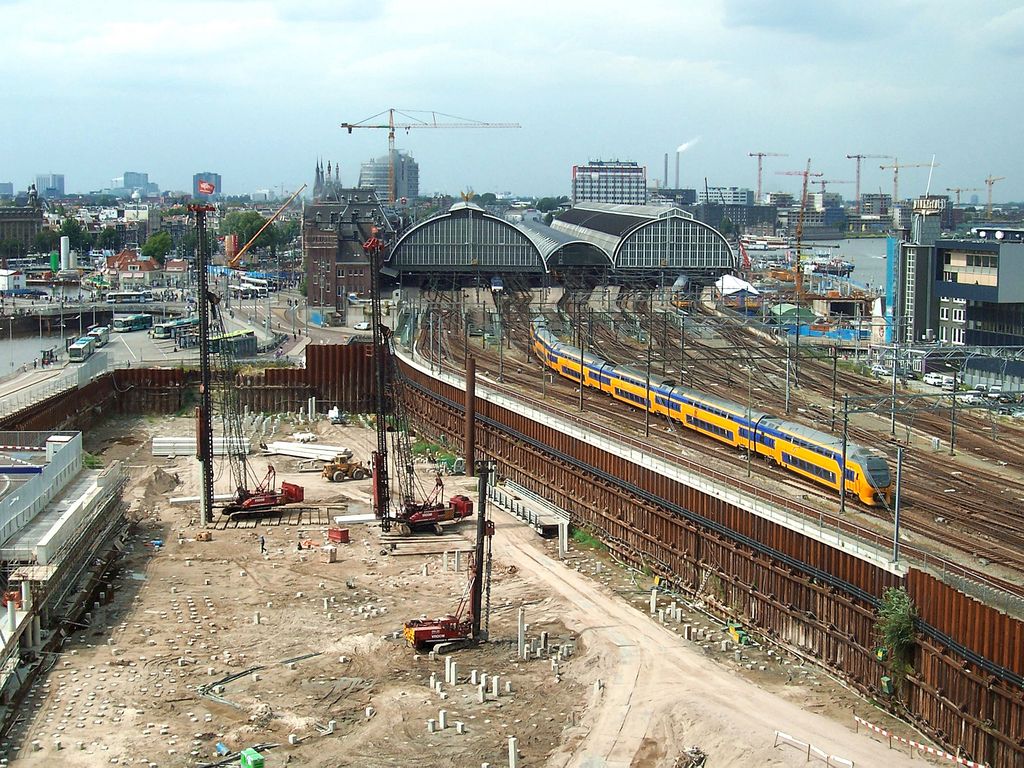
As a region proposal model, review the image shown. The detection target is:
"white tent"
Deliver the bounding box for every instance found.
[714,274,760,296]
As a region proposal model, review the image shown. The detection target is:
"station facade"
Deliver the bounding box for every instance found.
[386,201,736,288]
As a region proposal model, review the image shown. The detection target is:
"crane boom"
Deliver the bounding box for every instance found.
[879,159,939,205]
[748,151,787,202]
[229,184,307,268]
[984,175,1006,218]
[340,108,520,203]
[846,154,891,213]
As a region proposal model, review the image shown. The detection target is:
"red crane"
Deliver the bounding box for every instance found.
[846,154,891,213]
[748,151,787,202]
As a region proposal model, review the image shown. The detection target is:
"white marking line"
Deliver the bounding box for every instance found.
[120,334,138,362]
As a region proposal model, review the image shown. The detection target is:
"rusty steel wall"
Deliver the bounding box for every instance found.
[398,362,1024,768]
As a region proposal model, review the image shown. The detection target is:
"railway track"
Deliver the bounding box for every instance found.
[410,288,1024,592]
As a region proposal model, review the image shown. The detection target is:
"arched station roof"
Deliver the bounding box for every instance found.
[551,202,737,280]
[387,202,545,274]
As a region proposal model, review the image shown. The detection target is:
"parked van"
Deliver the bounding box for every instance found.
[940,375,956,390]
[923,372,945,386]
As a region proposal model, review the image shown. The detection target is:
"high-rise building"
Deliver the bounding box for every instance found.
[697,187,754,206]
[0,182,13,199]
[571,160,647,205]
[34,173,65,198]
[358,152,419,202]
[193,171,222,199]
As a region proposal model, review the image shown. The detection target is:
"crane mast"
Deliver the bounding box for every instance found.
[846,154,891,213]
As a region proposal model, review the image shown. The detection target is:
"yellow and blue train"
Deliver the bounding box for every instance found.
[532,319,891,506]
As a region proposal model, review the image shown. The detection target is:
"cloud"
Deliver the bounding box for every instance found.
[721,0,892,41]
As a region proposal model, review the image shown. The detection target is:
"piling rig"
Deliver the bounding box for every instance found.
[364,229,474,536]
[190,202,304,521]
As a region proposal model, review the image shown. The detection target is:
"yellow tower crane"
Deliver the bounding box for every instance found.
[984,175,1006,218]
[340,109,520,204]
[945,187,982,206]
[879,159,940,205]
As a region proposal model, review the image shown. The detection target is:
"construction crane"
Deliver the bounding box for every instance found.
[340,109,520,204]
[879,159,939,205]
[228,185,306,269]
[748,151,787,202]
[984,175,1006,218]
[945,187,983,206]
[846,154,891,213]
[777,162,823,303]
[815,179,852,196]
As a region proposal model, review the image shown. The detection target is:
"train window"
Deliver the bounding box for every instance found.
[561,366,580,379]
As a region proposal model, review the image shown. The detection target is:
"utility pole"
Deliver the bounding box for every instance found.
[892,446,903,564]
[644,334,652,438]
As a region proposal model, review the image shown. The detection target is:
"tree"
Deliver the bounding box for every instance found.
[97,227,119,251]
[477,192,497,206]
[718,216,735,236]
[222,210,272,251]
[34,229,59,254]
[59,218,89,251]
[875,586,917,677]
[0,239,27,259]
[141,231,173,264]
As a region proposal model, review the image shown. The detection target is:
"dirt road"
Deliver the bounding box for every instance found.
[489,508,927,768]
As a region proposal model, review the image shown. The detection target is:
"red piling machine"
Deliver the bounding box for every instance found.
[363,230,474,536]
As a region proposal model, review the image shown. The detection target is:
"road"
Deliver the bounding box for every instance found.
[489,508,926,768]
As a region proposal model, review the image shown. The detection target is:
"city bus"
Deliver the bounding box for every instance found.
[239,276,270,296]
[86,325,110,347]
[152,316,200,339]
[112,313,154,332]
[68,336,97,362]
[106,290,154,304]
[229,284,259,299]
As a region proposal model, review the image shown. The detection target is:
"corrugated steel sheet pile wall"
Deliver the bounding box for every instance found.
[235,346,374,413]
[398,362,1024,767]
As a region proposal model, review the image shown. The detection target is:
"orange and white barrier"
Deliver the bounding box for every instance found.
[854,716,988,767]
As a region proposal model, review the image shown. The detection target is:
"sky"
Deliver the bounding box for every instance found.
[3,0,1023,202]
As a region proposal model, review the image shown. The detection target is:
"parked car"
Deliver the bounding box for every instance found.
[353,321,371,331]
[923,372,945,386]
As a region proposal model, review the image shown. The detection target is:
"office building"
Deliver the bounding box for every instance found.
[0,182,13,199]
[697,187,754,206]
[571,160,647,205]
[860,193,891,216]
[193,171,222,199]
[935,230,1024,346]
[34,173,65,198]
[357,151,419,202]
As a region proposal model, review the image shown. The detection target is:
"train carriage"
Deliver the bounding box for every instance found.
[530,318,891,506]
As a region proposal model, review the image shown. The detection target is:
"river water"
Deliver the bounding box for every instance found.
[806,237,889,293]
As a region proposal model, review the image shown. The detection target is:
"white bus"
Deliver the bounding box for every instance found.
[68,336,97,362]
[86,325,110,347]
[240,276,270,296]
[106,290,154,304]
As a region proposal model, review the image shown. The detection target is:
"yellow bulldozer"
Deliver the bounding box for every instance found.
[322,451,368,483]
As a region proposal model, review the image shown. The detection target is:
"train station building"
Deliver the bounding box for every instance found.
[386,200,736,289]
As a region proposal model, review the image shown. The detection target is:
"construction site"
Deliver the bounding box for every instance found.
[1,175,1023,768]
